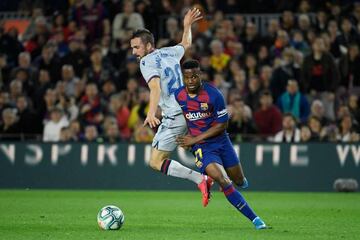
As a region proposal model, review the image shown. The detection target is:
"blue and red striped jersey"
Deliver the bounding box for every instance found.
[174,82,228,142]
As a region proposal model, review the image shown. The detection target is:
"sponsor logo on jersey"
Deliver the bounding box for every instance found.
[185,111,211,121]
[141,60,145,66]
[200,103,208,111]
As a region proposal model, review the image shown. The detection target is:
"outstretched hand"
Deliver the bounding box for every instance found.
[143,114,161,128]
[183,8,203,27]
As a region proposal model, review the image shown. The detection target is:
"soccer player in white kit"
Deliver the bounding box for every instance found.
[130,8,212,206]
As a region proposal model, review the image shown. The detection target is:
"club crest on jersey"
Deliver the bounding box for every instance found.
[200,103,208,111]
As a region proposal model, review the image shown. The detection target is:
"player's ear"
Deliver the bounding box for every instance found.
[145,42,152,51]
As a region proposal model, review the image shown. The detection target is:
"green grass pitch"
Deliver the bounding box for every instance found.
[0,190,359,240]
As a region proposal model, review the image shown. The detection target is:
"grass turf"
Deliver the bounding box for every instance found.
[0,190,359,240]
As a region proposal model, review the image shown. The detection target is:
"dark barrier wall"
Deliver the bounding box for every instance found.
[0,143,359,191]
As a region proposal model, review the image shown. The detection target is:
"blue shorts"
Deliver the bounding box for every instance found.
[191,134,240,174]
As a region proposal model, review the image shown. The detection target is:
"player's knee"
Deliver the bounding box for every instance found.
[149,158,162,171]
[233,177,244,187]
[213,175,231,188]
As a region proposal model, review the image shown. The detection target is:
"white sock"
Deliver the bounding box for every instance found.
[165,160,203,184]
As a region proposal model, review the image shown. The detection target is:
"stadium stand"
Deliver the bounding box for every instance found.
[0,0,359,142]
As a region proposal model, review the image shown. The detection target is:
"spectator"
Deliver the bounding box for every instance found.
[12,52,36,85]
[61,65,79,97]
[79,83,105,127]
[297,14,311,36]
[72,0,110,44]
[9,80,23,105]
[0,108,19,140]
[245,75,262,110]
[69,119,82,141]
[61,36,90,77]
[300,125,312,142]
[307,115,323,141]
[310,99,330,126]
[348,94,360,127]
[270,30,290,58]
[259,65,272,89]
[334,17,360,54]
[118,56,143,91]
[57,95,79,121]
[134,0,155,33]
[59,126,72,142]
[0,54,11,88]
[337,115,360,142]
[104,124,121,143]
[0,25,23,66]
[338,43,360,90]
[101,80,117,103]
[281,10,296,32]
[16,95,41,136]
[112,0,144,42]
[244,54,258,79]
[270,48,301,101]
[212,73,230,100]
[109,92,131,140]
[302,37,339,120]
[43,107,69,142]
[327,19,341,58]
[290,30,310,56]
[273,113,301,142]
[254,90,282,137]
[277,79,310,123]
[314,10,328,33]
[34,43,61,83]
[241,22,262,55]
[232,69,247,96]
[263,19,280,47]
[83,46,115,87]
[82,125,103,142]
[133,122,154,143]
[227,97,256,142]
[0,91,12,124]
[128,87,149,130]
[124,78,139,109]
[209,39,230,73]
[257,45,271,67]
[32,69,52,109]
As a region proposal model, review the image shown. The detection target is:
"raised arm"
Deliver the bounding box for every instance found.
[180,8,202,51]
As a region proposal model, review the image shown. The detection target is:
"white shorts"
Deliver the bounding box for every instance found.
[152,114,188,152]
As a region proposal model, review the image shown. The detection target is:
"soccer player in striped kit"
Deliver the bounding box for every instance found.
[175,59,267,229]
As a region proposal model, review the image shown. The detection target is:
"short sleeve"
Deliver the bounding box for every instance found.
[140,58,160,83]
[163,45,185,61]
[213,90,229,123]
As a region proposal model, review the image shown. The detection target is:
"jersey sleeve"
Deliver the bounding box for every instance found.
[213,90,229,123]
[140,57,161,83]
[165,45,185,61]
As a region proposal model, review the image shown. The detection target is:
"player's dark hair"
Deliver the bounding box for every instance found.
[182,59,200,70]
[131,29,155,46]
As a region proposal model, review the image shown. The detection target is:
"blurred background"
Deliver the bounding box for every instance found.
[0,0,359,191]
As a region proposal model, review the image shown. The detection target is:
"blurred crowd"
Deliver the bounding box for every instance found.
[0,0,359,143]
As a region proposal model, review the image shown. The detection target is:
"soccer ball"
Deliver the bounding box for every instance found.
[97,205,125,230]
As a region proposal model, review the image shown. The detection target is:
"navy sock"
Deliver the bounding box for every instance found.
[223,184,257,221]
[160,159,171,175]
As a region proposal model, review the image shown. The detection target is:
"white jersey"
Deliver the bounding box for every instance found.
[140,45,185,117]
